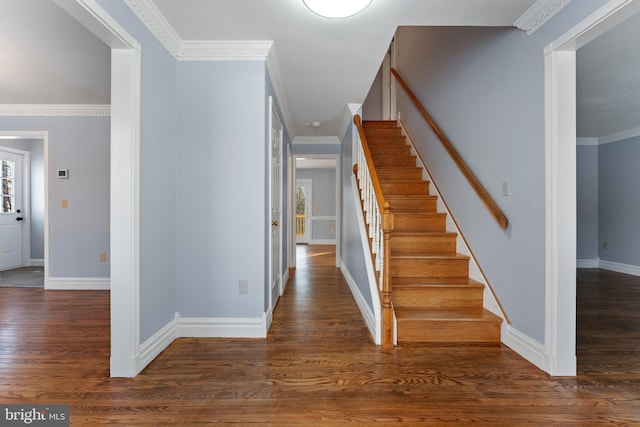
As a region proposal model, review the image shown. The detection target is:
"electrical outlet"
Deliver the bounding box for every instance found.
[61,199,68,209]
[99,252,107,262]
[239,280,249,294]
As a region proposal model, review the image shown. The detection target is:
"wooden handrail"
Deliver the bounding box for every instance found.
[353,115,386,211]
[391,68,509,229]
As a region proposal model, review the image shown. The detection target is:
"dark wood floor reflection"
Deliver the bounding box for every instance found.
[1,249,639,424]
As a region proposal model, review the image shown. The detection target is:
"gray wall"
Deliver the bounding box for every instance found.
[297,168,336,241]
[0,138,45,260]
[577,144,599,260]
[598,136,640,267]
[176,60,266,319]
[393,0,607,342]
[363,64,383,121]
[95,0,179,342]
[0,116,110,278]
[340,123,373,309]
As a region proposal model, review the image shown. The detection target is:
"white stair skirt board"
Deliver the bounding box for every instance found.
[46,277,110,290]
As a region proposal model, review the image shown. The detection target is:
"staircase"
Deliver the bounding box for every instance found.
[362,120,502,345]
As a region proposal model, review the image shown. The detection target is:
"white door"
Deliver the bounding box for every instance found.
[270,99,283,310]
[1,150,24,270]
[295,179,312,244]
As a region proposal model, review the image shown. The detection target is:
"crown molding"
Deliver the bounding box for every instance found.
[598,125,640,145]
[514,0,573,35]
[576,137,598,146]
[0,104,111,116]
[177,40,273,61]
[266,45,295,139]
[292,136,341,145]
[125,0,180,55]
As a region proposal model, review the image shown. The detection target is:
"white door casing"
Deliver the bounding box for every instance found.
[269,97,284,313]
[1,149,26,270]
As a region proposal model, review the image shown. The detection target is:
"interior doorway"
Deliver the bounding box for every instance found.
[545,0,640,376]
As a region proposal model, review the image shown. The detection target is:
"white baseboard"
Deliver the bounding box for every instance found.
[46,277,110,290]
[340,261,377,342]
[178,315,267,338]
[500,323,546,372]
[599,260,640,277]
[137,317,179,373]
[28,259,45,267]
[576,258,599,268]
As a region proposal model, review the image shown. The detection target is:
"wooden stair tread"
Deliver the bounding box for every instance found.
[395,307,501,322]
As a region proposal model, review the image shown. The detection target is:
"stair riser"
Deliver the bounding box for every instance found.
[381,182,429,195]
[397,320,500,343]
[377,169,423,181]
[365,137,407,145]
[394,215,446,232]
[365,129,403,137]
[391,258,468,278]
[373,158,417,167]
[393,288,484,308]
[390,235,456,255]
[363,121,399,128]
[369,146,411,156]
[386,199,437,213]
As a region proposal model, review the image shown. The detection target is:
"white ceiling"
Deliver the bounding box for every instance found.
[2,0,638,140]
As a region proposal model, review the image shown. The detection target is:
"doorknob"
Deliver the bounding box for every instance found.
[16,217,23,221]
[272,220,279,227]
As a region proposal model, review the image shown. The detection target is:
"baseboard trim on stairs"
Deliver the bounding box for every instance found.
[46,277,110,290]
[341,261,377,343]
[501,323,545,371]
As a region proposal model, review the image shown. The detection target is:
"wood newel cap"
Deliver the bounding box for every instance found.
[353,163,358,175]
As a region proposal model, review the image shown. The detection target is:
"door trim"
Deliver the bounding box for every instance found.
[544,0,640,376]
[1,133,46,275]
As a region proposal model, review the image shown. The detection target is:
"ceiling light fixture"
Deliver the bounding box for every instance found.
[303,0,373,19]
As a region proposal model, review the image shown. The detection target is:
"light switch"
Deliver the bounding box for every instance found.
[61,199,68,209]
[502,181,510,196]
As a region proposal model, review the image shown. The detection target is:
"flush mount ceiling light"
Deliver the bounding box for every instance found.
[303,0,373,19]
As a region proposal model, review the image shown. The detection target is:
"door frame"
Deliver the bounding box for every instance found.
[53,0,142,377]
[294,178,313,244]
[0,144,32,270]
[268,96,284,316]
[544,0,640,376]
[292,154,341,267]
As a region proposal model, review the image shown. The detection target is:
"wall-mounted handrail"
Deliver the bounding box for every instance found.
[353,114,394,351]
[391,68,509,229]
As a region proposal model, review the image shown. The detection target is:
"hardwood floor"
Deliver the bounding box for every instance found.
[1,249,639,425]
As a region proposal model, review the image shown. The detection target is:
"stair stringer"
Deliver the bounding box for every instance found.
[398,120,510,326]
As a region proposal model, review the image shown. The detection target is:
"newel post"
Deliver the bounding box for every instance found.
[381,202,394,351]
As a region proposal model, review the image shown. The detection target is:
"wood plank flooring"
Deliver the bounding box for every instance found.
[1,248,639,425]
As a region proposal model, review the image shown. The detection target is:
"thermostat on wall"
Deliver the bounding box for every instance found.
[57,169,69,179]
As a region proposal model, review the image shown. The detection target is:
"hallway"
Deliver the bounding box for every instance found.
[0,246,639,424]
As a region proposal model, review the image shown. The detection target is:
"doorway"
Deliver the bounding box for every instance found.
[295,178,312,244]
[545,0,640,376]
